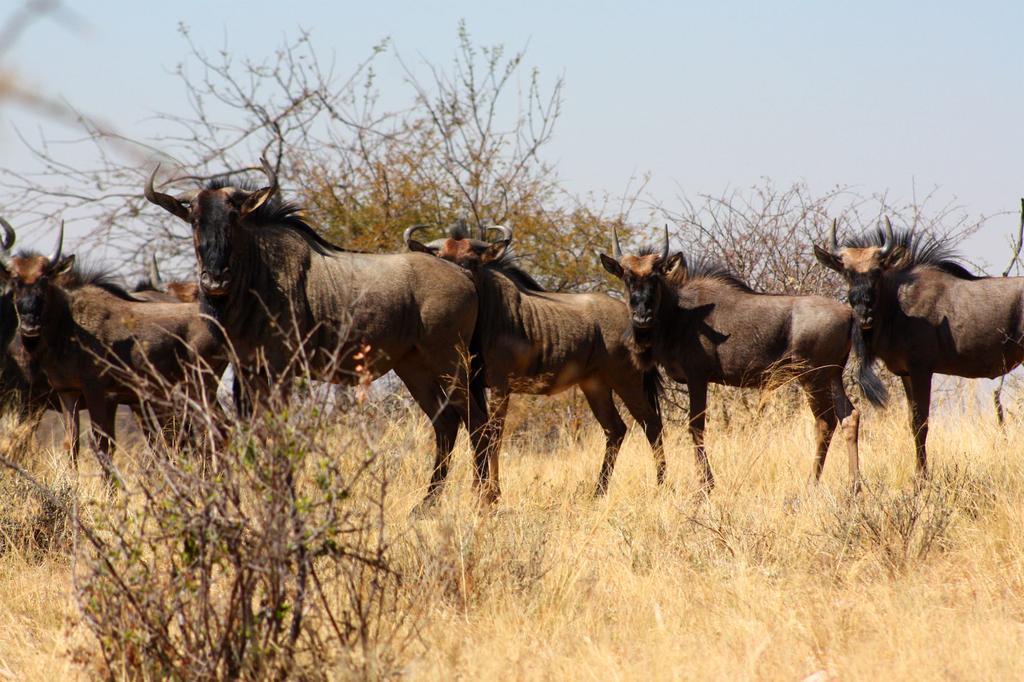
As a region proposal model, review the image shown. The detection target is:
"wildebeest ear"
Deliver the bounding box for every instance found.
[239,187,275,219]
[481,239,509,265]
[407,240,437,255]
[51,255,75,277]
[661,252,687,280]
[813,245,843,272]
[599,253,624,279]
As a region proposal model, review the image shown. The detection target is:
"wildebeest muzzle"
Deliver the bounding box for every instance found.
[200,269,231,297]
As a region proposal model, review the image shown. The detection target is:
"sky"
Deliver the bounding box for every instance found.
[2,0,1023,267]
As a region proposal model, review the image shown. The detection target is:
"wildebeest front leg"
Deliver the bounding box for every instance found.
[614,379,666,486]
[580,381,627,496]
[832,376,861,493]
[687,381,715,492]
[59,393,81,469]
[902,373,932,476]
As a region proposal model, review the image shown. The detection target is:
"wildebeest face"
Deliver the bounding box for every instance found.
[190,188,246,297]
[3,254,75,348]
[601,252,684,331]
[405,224,513,274]
[814,217,906,331]
[815,244,906,330]
[410,237,508,271]
[145,159,277,298]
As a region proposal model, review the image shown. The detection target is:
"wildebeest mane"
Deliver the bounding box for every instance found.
[638,244,755,292]
[843,226,983,280]
[482,248,545,292]
[205,176,349,257]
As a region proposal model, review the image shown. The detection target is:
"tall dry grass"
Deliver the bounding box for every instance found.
[1,387,1023,680]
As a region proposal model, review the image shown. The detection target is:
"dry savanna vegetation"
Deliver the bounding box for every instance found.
[2,386,1024,679]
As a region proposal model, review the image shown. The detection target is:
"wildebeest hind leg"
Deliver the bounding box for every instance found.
[396,365,465,511]
[580,381,627,496]
[687,381,715,493]
[902,373,932,477]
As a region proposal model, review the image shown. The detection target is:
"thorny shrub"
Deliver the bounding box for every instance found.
[71,363,419,680]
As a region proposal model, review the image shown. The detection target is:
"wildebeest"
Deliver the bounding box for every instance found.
[133,253,199,303]
[404,221,666,495]
[0,217,72,445]
[1,224,229,478]
[815,217,1023,474]
[144,159,497,506]
[601,228,862,492]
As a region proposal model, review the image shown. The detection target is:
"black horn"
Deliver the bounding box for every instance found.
[145,164,190,221]
[879,217,895,258]
[148,252,162,288]
[830,218,840,254]
[49,220,64,265]
[660,224,670,262]
[259,156,279,196]
[485,224,513,243]
[0,216,15,253]
[612,225,623,260]
[403,224,432,246]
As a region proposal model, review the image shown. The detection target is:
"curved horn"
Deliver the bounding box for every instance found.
[403,223,432,246]
[485,224,513,243]
[148,252,162,288]
[259,156,278,196]
[829,218,840,254]
[0,216,15,253]
[660,224,671,262]
[49,221,64,265]
[145,164,190,221]
[879,217,895,257]
[612,225,623,260]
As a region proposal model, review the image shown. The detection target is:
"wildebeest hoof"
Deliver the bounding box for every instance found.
[410,497,439,519]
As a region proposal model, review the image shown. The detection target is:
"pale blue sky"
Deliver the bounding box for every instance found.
[3,0,1023,265]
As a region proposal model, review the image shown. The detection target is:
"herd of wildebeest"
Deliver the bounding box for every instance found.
[1,157,1022,507]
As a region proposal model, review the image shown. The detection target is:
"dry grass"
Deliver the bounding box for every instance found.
[2,389,1024,680]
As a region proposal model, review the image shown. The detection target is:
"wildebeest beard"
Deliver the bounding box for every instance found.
[850,322,888,406]
[624,324,657,370]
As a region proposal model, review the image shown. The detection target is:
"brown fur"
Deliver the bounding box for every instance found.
[410,235,666,495]
[817,224,1024,474]
[3,254,228,479]
[604,248,862,492]
[146,167,497,508]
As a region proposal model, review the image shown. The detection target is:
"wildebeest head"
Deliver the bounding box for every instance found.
[599,225,683,338]
[814,217,907,330]
[145,158,278,298]
[405,222,512,271]
[0,222,75,348]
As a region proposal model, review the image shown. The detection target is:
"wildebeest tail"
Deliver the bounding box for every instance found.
[851,319,888,407]
[468,324,488,414]
[642,367,664,419]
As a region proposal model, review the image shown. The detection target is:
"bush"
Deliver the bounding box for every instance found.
[73,383,416,679]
